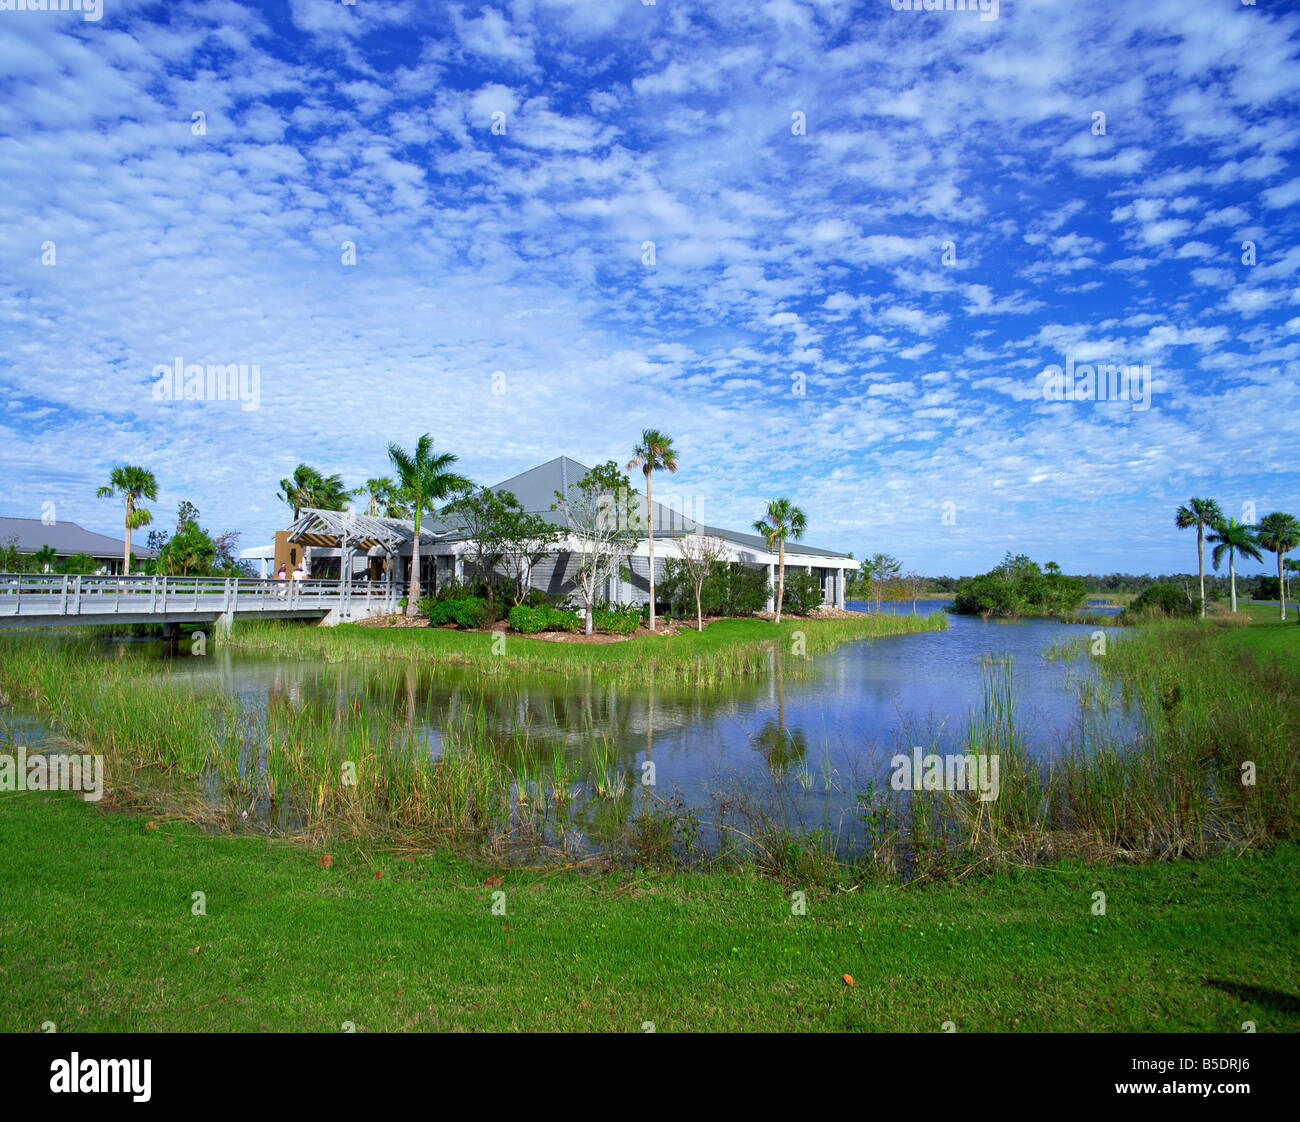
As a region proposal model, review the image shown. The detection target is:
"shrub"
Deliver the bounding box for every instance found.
[779,570,823,616]
[426,596,488,628]
[659,560,771,618]
[1121,584,1200,621]
[508,605,581,634]
[593,603,640,635]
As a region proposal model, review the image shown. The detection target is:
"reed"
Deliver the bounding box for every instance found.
[1,612,1292,881]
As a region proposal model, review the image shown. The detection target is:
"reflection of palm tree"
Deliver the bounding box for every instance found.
[753,657,807,770]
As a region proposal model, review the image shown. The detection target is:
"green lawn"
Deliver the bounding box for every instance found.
[222,612,945,682]
[1210,609,1300,673]
[2,792,1295,1033]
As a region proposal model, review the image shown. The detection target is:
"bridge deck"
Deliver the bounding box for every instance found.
[0,574,399,629]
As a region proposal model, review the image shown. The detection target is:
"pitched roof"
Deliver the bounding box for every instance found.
[284,457,853,563]
[478,456,852,560]
[0,516,155,558]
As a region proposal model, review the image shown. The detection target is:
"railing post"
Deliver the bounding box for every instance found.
[73,575,82,614]
[150,575,157,613]
[60,575,68,615]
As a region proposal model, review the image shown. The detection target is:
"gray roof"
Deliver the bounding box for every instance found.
[430,455,852,561]
[0,516,155,559]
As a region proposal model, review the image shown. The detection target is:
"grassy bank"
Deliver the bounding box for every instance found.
[1,791,1294,1032]
[224,612,947,684]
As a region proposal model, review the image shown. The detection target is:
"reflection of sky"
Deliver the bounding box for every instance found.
[150,613,1136,819]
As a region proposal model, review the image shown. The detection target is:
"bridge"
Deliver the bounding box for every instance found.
[0,573,400,632]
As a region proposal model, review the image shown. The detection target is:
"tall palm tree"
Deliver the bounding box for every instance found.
[753,498,807,625]
[96,465,157,575]
[388,434,470,617]
[627,429,679,633]
[1175,497,1224,618]
[278,464,347,520]
[1207,518,1263,614]
[1255,511,1300,621]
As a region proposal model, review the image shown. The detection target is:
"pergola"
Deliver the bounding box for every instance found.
[285,507,449,591]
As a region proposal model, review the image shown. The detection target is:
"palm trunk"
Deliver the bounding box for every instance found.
[1229,552,1237,614]
[646,472,655,633]
[1279,552,1287,622]
[775,540,786,625]
[406,512,421,616]
[123,520,131,576]
[1197,529,1206,618]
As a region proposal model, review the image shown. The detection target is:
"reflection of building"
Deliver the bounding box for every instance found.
[242,456,854,608]
[0,516,155,574]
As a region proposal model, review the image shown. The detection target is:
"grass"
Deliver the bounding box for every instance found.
[224,612,947,684]
[0,790,1295,1032]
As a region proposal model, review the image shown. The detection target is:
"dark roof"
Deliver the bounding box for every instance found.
[0,516,155,559]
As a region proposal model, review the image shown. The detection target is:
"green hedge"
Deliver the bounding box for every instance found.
[508,605,581,634]
[779,570,823,616]
[424,597,489,629]
[658,561,771,618]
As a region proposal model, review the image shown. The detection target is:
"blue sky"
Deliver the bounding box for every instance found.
[1,0,1298,577]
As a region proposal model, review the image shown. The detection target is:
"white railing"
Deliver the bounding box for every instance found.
[0,573,400,620]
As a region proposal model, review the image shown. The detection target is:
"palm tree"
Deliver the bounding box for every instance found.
[33,545,56,573]
[388,434,470,617]
[1175,497,1225,618]
[1207,518,1263,614]
[278,464,348,520]
[96,465,157,575]
[1255,512,1300,621]
[753,498,807,625]
[354,477,399,517]
[627,429,679,633]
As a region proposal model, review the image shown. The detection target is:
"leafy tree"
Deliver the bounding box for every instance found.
[33,545,56,573]
[96,464,157,575]
[860,553,901,612]
[552,461,642,636]
[1207,518,1263,614]
[444,487,557,605]
[156,520,216,575]
[951,553,1086,617]
[1175,497,1225,619]
[387,435,471,617]
[627,429,679,633]
[753,499,807,625]
[1255,511,1300,621]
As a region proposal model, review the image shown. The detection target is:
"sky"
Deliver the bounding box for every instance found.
[1,0,1298,578]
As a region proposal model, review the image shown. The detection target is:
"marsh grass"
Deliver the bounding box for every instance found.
[0,612,1293,882]
[222,612,947,685]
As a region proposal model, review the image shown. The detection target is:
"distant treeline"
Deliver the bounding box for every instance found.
[922,573,1277,598]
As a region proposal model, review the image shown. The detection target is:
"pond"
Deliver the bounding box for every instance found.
[3,603,1137,858]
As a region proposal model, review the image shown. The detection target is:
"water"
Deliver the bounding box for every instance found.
[4,608,1136,852]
